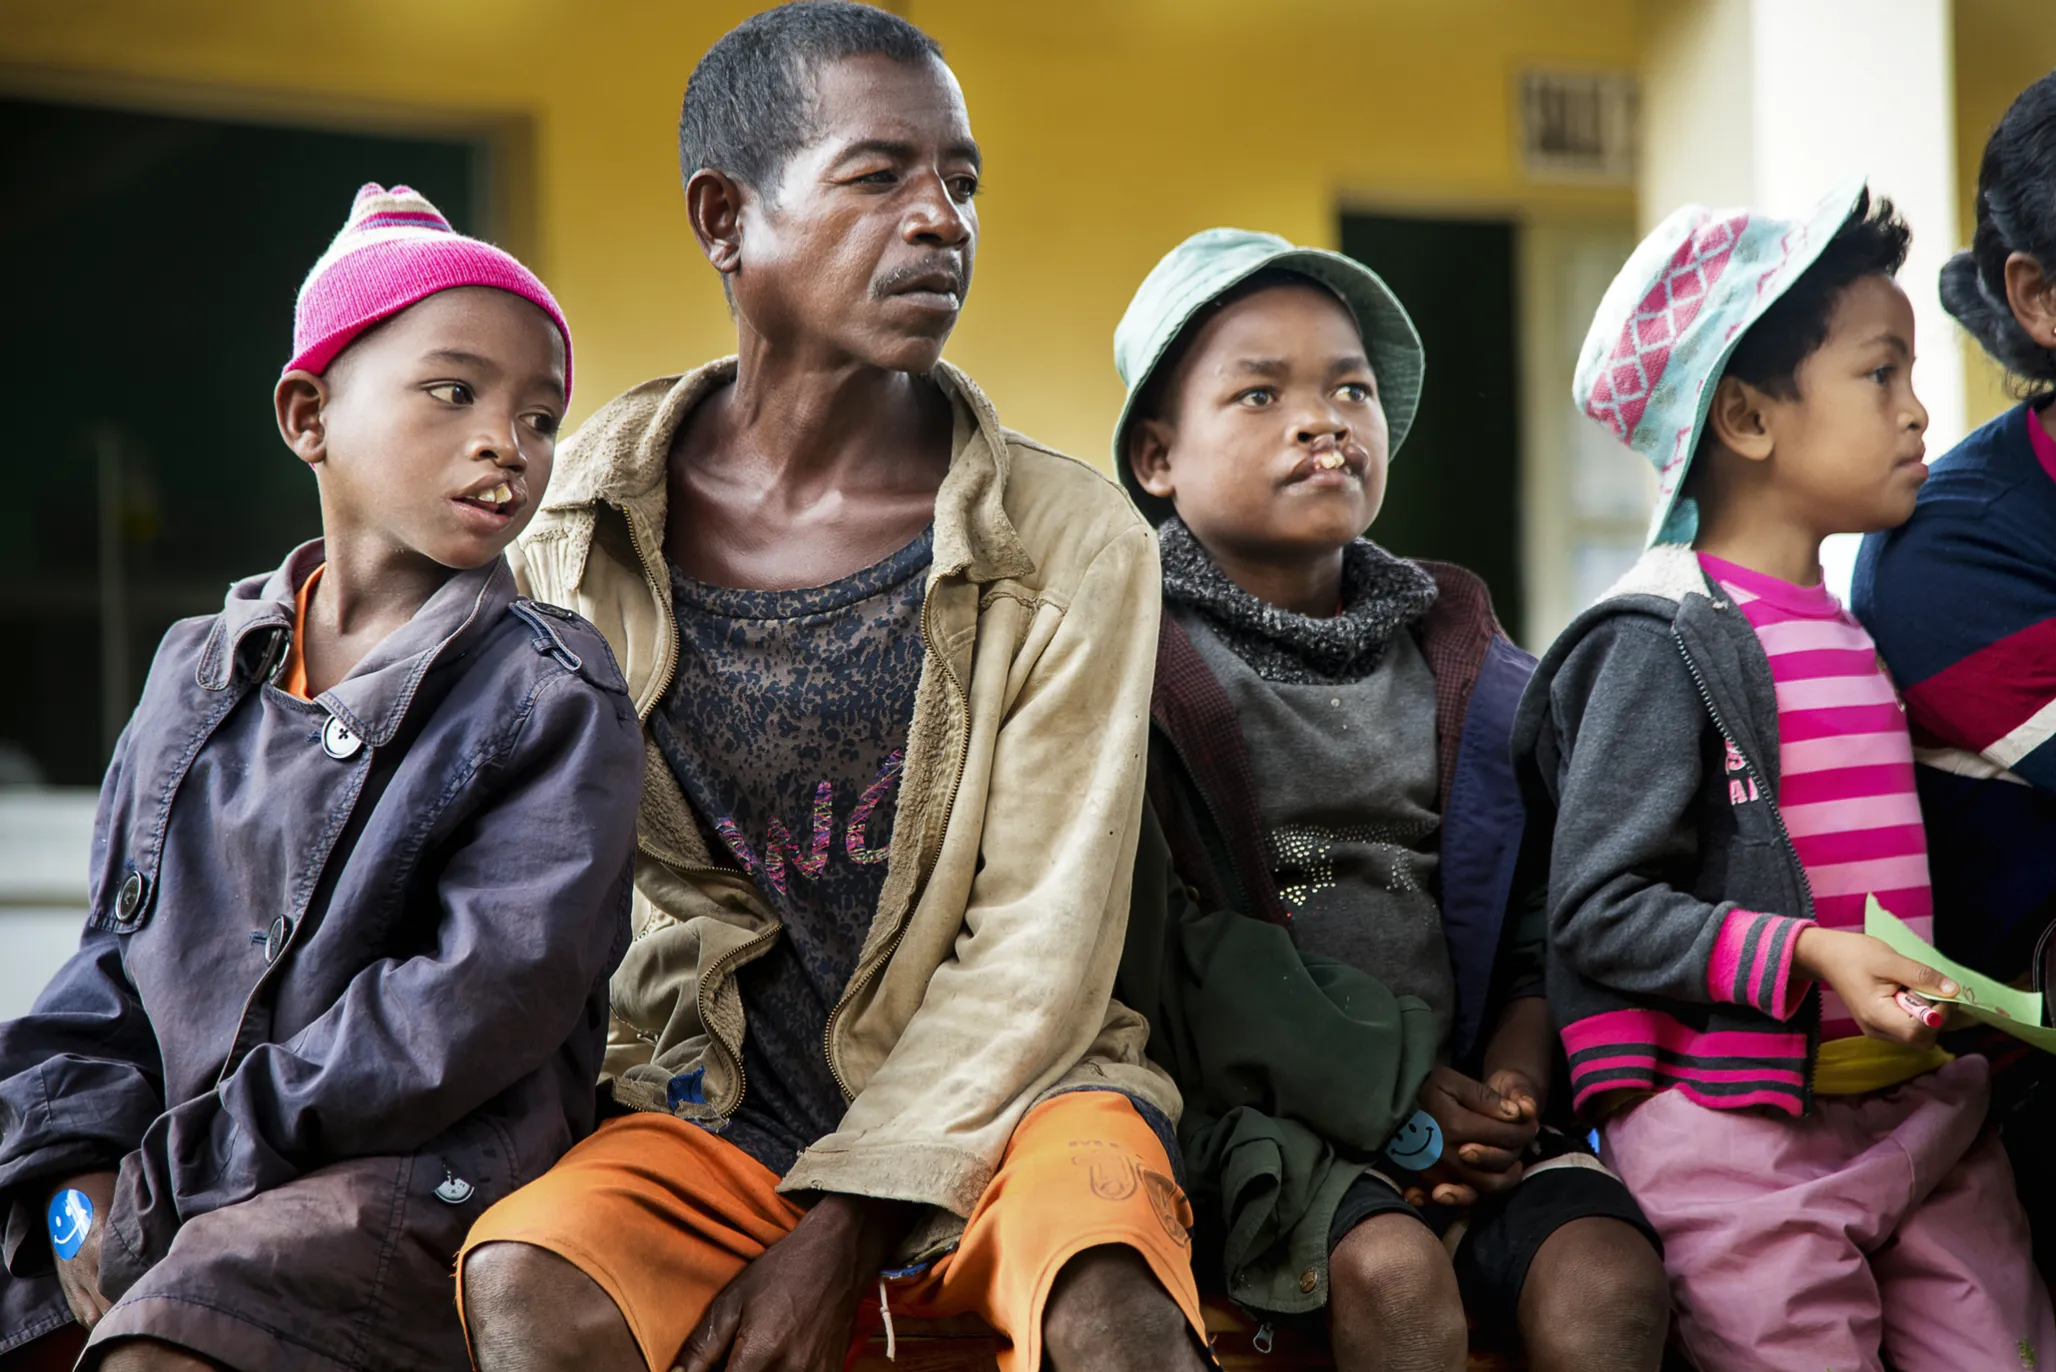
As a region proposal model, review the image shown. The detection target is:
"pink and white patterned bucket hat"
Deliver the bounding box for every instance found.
[1575,175,1867,546]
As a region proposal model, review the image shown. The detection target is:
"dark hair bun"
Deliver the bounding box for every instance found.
[1946,70,2056,394]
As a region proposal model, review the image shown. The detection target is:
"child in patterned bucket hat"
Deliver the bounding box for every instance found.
[1517,182,2056,1370]
[1110,230,1673,1367]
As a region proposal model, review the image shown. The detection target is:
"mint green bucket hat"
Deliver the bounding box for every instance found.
[1111,228,1425,525]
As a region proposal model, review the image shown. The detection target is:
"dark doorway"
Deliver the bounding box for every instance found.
[0,97,486,785]
[1338,213,1522,634]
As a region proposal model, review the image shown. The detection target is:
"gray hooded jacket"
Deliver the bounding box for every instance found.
[1513,546,1821,1119]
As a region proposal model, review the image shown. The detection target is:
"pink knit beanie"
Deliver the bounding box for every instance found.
[285,183,572,399]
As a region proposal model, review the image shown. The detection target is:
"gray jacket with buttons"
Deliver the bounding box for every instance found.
[0,542,641,1363]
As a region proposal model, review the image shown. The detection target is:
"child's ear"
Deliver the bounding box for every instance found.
[1704,375,1775,463]
[2004,251,2056,350]
[1126,417,1178,500]
[275,371,330,468]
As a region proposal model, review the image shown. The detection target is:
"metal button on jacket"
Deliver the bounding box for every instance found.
[321,714,363,760]
[116,871,149,921]
[263,915,294,964]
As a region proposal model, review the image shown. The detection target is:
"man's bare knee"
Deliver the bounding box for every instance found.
[1041,1245,1202,1372]
[463,1241,642,1372]
[1327,1213,1466,1372]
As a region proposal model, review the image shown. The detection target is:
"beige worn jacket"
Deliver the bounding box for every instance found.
[508,357,1176,1252]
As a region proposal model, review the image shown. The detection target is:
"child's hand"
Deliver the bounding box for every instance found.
[46,1170,117,1329]
[1413,1066,1538,1204]
[1792,926,1959,1048]
[1482,1067,1543,1133]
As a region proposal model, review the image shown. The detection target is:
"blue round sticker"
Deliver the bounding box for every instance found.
[48,1188,93,1260]
[1385,1110,1444,1171]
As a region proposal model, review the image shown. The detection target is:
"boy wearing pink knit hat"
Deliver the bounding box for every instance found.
[0,184,641,1372]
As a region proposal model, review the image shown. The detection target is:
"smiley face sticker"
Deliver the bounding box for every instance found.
[1385,1109,1444,1172]
[47,1188,93,1261]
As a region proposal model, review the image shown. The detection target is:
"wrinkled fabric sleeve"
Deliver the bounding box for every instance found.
[0,932,164,1279]
[781,526,1160,1216]
[1539,617,1806,1011]
[101,670,641,1291]
[0,726,165,1278]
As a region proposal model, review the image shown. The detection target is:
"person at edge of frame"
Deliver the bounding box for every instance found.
[0,183,642,1372]
[1853,67,2056,1285]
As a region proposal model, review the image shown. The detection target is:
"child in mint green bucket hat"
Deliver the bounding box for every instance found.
[1515,180,2056,1371]
[1109,228,1671,1368]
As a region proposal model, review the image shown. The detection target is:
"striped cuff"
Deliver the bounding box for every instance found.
[1707,909,1812,1020]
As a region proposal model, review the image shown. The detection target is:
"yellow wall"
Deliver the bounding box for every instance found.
[9,1,2042,456]
[1954,0,2056,426]
[0,0,1637,464]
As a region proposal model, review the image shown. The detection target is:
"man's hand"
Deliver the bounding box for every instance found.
[1793,927,1957,1049]
[1407,1066,1539,1208]
[47,1170,118,1329]
[674,1193,912,1372]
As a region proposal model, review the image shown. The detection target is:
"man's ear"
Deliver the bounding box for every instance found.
[2004,251,2056,351]
[275,371,330,468]
[686,168,747,280]
[1703,375,1775,463]
[1126,417,1178,500]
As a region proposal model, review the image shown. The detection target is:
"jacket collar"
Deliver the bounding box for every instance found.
[1150,558,1513,921]
[542,355,1036,585]
[198,539,518,747]
[1598,543,1718,606]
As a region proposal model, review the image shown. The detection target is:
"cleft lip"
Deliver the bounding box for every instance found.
[1286,442,1367,483]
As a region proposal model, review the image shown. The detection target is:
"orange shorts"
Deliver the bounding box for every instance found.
[458,1089,1204,1372]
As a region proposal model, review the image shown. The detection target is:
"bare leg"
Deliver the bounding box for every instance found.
[1327,1212,1467,1372]
[93,1340,219,1372]
[1040,1244,1208,1372]
[1517,1216,1670,1372]
[462,1240,647,1372]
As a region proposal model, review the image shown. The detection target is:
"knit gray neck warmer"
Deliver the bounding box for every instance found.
[1157,516,1439,685]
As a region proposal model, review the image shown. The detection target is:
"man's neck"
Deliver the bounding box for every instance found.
[663,332,954,590]
[709,333,951,498]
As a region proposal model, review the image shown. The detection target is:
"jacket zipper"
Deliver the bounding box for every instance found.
[1671,622,1820,1102]
[820,568,974,1103]
[616,498,770,1117]
[618,500,681,726]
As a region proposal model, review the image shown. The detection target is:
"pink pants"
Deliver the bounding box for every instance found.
[1601,1055,2052,1372]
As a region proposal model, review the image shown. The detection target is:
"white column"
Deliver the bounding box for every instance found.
[1639,0,1962,596]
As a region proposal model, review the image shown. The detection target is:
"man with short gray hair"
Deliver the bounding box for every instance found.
[457,6,1210,1370]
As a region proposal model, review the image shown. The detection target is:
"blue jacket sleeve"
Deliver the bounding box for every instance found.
[1857,490,2056,794]
[101,669,641,1288]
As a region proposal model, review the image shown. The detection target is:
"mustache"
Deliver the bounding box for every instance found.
[871,254,965,300]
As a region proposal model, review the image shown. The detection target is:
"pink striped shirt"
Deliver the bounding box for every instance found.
[1700,554,1933,1042]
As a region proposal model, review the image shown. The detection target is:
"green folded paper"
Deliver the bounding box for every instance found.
[1864,896,2056,1054]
